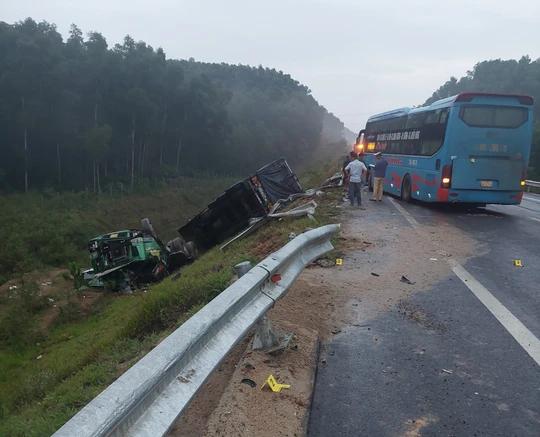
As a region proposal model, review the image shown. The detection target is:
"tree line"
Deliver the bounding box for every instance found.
[425,56,540,178]
[0,18,347,193]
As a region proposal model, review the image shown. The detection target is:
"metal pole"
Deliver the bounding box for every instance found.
[234,261,279,350]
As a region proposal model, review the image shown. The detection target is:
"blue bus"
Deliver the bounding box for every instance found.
[355,93,534,205]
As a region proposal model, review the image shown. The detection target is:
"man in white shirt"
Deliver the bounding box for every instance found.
[344,153,367,208]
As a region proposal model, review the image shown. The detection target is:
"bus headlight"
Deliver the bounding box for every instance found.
[520,180,526,187]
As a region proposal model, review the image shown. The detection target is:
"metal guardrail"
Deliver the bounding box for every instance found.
[525,179,540,189]
[53,224,340,437]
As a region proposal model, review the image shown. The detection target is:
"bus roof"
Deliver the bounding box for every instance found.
[367,107,411,123]
[367,92,534,123]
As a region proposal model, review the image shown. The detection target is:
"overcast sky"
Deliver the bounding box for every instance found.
[3,0,540,132]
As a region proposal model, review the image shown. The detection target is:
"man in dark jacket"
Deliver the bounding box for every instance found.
[370,152,388,202]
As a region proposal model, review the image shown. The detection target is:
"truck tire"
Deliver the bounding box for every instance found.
[167,237,185,254]
[185,241,198,260]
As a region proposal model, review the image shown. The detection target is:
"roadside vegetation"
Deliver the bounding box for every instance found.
[0,161,343,436]
[0,177,234,285]
[0,18,350,194]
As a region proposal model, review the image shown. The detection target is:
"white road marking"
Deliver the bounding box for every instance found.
[389,197,540,366]
[449,259,540,366]
[529,217,540,223]
[523,195,540,204]
[388,197,419,228]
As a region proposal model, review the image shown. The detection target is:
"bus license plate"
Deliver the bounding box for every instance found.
[480,180,493,188]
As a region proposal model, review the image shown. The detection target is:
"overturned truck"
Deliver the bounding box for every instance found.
[178,158,303,252]
[84,219,196,291]
[84,159,302,291]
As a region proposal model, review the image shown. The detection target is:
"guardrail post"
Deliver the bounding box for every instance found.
[234,262,281,350]
[234,261,253,277]
[252,315,279,350]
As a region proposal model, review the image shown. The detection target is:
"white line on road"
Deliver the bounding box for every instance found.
[388,197,419,228]
[529,217,540,223]
[389,197,540,366]
[449,259,540,366]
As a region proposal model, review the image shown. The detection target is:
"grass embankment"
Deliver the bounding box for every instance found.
[0,177,234,286]
[0,164,342,436]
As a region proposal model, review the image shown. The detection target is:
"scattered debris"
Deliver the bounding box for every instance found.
[267,332,294,355]
[36,355,43,360]
[269,200,318,220]
[442,369,453,374]
[429,258,438,261]
[241,378,257,388]
[261,374,291,392]
[371,272,380,277]
[314,258,335,268]
[335,258,343,266]
[319,172,343,188]
[513,259,523,267]
[288,232,297,240]
[244,362,255,370]
[331,329,342,335]
[400,275,416,285]
[8,285,17,291]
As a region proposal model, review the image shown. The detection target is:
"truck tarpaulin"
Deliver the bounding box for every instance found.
[255,159,303,203]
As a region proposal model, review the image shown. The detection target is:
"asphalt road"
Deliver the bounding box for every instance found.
[309,193,540,436]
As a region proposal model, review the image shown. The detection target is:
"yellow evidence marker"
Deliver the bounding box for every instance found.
[513,259,523,267]
[336,258,343,266]
[261,374,291,393]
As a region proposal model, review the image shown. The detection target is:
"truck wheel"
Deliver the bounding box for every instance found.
[167,237,185,254]
[185,241,198,259]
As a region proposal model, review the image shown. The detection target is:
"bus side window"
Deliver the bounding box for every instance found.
[439,110,448,124]
[406,112,426,129]
[420,109,448,156]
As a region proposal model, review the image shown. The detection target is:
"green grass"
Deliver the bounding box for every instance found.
[0,177,234,285]
[0,172,342,436]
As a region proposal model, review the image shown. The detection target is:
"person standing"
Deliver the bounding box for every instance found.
[345,153,367,208]
[342,151,355,196]
[371,152,388,202]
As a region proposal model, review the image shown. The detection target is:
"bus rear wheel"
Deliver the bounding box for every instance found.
[401,175,412,202]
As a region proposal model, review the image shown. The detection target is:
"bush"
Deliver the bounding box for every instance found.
[0,281,49,350]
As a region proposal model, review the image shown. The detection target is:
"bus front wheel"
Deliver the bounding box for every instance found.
[401,175,412,202]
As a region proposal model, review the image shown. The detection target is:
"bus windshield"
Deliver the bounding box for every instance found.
[459,105,528,128]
